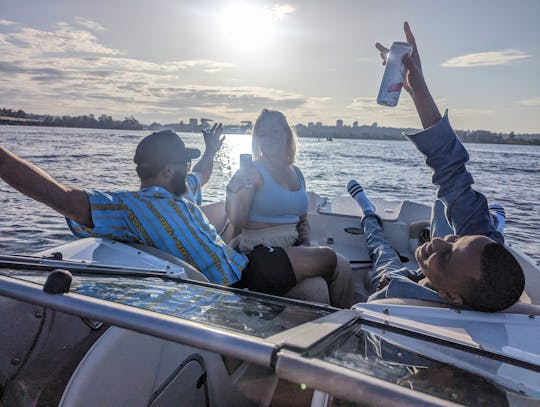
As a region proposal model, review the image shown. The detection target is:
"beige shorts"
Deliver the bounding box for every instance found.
[238,224,299,253]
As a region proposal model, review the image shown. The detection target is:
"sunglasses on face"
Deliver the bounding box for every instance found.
[170,160,191,170]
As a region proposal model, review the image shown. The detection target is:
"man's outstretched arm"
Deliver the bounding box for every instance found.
[395,22,502,242]
[0,145,92,227]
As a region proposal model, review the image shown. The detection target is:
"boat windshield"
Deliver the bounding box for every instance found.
[1,267,539,406]
[2,269,332,338]
[306,319,540,406]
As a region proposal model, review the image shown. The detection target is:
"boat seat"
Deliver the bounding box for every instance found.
[60,327,255,407]
[369,297,540,315]
[128,243,210,282]
[201,201,238,244]
[131,244,331,305]
[502,301,540,315]
[369,298,450,308]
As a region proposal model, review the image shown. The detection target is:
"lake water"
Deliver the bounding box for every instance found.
[1,125,539,262]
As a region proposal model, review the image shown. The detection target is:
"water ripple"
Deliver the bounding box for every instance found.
[1,125,539,261]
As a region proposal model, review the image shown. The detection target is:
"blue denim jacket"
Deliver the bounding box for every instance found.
[367,112,503,303]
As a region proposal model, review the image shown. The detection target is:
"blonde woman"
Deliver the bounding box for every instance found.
[225,109,353,308]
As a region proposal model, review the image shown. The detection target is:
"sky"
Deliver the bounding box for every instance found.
[1,0,539,133]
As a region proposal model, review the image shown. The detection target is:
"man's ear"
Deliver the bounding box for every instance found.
[438,289,464,306]
[160,164,175,179]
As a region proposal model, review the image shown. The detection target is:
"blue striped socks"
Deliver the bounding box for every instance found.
[347,180,375,215]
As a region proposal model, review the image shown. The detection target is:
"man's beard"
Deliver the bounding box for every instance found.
[172,169,188,196]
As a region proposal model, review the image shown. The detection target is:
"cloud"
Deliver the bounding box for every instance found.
[346,97,409,124]
[519,97,540,107]
[0,19,18,26]
[452,108,494,116]
[346,97,494,125]
[0,61,66,78]
[21,56,235,74]
[0,18,316,123]
[7,24,120,56]
[342,97,461,129]
[347,96,417,116]
[271,4,296,19]
[441,50,531,67]
[74,17,105,31]
[0,54,310,121]
[171,59,236,72]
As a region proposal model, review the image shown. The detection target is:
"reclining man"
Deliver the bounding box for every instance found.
[348,22,524,312]
[0,125,353,308]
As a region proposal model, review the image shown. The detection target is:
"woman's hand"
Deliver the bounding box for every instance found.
[225,164,261,229]
[227,164,260,193]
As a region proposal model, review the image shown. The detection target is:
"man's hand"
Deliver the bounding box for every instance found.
[192,123,225,187]
[376,21,441,129]
[202,123,225,156]
[401,22,425,95]
[375,22,425,96]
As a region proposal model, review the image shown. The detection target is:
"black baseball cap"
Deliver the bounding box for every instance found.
[134,130,200,167]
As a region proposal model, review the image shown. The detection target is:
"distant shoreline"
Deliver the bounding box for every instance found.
[1,110,539,146]
[2,121,540,146]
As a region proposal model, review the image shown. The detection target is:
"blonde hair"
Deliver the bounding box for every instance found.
[251,109,297,165]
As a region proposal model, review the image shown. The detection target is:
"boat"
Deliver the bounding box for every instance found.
[1,193,539,406]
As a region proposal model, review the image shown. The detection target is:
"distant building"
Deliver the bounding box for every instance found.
[189,118,198,127]
[353,121,358,128]
[336,119,343,128]
[316,122,322,127]
[308,122,314,128]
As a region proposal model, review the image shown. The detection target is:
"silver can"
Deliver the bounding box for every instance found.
[377,42,413,107]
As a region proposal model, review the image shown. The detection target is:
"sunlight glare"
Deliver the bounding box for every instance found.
[223,133,253,171]
[221,3,275,50]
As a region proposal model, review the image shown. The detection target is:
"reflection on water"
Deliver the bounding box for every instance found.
[0,125,539,261]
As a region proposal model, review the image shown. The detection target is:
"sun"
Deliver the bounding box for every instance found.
[220,3,276,50]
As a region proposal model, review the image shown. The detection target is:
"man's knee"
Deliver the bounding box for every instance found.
[317,246,337,272]
[285,277,330,304]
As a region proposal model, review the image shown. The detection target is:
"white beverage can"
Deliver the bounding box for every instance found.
[377,42,413,107]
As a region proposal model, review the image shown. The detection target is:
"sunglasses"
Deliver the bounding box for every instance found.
[170,160,191,169]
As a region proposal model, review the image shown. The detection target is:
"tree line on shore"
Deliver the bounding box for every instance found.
[295,124,540,146]
[0,108,142,130]
[1,107,539,145]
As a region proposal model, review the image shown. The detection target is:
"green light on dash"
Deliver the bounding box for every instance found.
[300,383,307,390]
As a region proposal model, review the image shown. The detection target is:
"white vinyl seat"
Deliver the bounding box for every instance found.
[128,243,210,282]
[60,327,255,407]
[369,297,540,315]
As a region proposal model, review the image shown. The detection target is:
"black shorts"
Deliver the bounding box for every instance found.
[234,246,297,296]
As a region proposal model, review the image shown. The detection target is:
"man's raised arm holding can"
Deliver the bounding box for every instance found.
[348,22,524,312]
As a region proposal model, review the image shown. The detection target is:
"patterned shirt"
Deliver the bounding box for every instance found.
[66,174,247,285]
